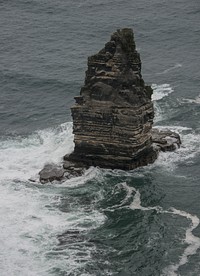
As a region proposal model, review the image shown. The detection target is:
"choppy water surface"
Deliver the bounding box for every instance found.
[0,0,200,275]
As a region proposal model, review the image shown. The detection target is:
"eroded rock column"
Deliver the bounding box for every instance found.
[67,28,157,170]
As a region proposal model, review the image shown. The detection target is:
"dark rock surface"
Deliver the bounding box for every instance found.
[39,163,85,184]
[63,160,85,177]
[67,28,157,170]
[39,164,65,183]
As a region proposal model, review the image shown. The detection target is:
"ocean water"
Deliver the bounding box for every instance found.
[0,0,200,275]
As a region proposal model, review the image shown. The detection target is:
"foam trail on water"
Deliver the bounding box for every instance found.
[162,208,200,276]
[57,166,102,188]
[180,94,200,104]
[104,182,136,210]
[157,63,182,75]
[116,182,200,276]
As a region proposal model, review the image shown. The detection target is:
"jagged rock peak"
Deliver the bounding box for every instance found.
[92,28,137,68]
[78,28,153,108]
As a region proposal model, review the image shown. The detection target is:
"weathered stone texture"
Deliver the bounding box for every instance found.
[68,28,157,170]
[39,162,85,183]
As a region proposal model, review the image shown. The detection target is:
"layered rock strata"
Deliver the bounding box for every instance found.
[37,128,181,183]
[67,28,159,170]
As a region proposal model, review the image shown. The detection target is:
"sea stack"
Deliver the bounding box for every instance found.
[38,28,181,183]
[66,28,159,170]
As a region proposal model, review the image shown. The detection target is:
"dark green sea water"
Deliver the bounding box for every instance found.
[0,1,200,275]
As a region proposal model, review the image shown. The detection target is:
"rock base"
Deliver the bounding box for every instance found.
[38,128,181,183]
[66,145,158,171]
[65,128,181,171]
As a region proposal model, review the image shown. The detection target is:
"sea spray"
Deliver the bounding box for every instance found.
[0,123,106,276]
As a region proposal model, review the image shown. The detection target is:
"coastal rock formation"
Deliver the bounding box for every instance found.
[38,28,181,183]
[67,28,158,170]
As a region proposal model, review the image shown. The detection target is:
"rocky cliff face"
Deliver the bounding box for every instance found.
[67,28,158,170]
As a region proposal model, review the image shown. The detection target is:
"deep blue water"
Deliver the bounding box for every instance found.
[0,1,200,275]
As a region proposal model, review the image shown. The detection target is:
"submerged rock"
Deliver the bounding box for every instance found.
[66,28,160,170]
[39,164,65,183]
[152,128,181,152]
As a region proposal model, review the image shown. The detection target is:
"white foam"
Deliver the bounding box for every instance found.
[151,83,175,123]
[105,182,161,212]
[0,122,74,181]
[120,182,161,212]
[0,184,73,276]
[153,101,165,123]
[0,123,106,276]
[180,94,200,104]
[114,182,200,276]
[60,166,102,188]
[152,83,174,101]
[105,182,135,210]
[0,182,105,276]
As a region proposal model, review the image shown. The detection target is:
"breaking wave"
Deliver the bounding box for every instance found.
[0,123,106,276]
[0,122,74,182]
[151,83,175,123]
[152,83,174,101]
